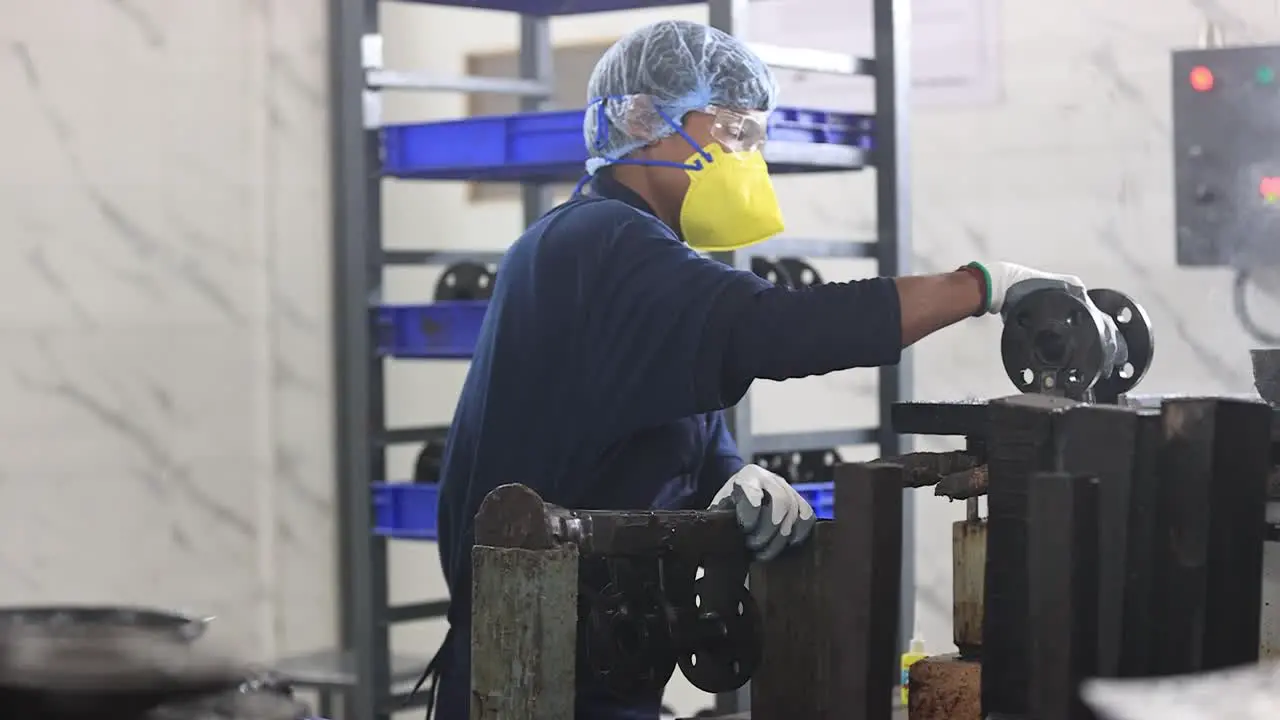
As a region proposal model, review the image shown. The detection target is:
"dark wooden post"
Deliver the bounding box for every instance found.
[750,461,903,720]
[1149,398,1272,675]
[1115,410,1163,677]
[1028,471,1100,720]
[470,544,578,720]
[1202,399,1272,669]
[1053,404,1139,679]
[1148,398,1213,675]
[750,521,837,718]
[470,485,578,720]
[982,394,1077,717]
[835,462,904,720]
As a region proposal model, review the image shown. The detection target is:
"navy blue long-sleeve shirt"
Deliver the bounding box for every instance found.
[430,172,902,719]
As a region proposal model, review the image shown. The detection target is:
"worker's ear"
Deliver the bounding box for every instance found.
[621,95,665,142]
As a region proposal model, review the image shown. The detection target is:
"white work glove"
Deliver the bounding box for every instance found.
[709,464,817,562]
[969,261,1124,376]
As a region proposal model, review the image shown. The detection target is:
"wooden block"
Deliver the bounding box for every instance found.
[750,522,836,719]
[982,394,1077,716]
[908,654,981,720]
[1028,472,1100,720]
[1054,404,1139,679]
[1149,399,1214,675]
[750,462,903,720]
[1149,398,1271,675]
[470,544,578,720]
[951,519,986,655]
[1115,411,1163,677]
[834,462,904,720]
[1200,399,1271,669]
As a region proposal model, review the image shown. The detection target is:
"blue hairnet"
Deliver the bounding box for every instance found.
[583,20,779,175]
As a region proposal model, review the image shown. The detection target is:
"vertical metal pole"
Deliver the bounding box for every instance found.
[331,0,391,717]
[520,16,554,225]
[874,0,916,659]
[707,1,753,713]
[705,6,754,452]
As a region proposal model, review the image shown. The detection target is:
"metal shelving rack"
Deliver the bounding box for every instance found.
[315,0,914,718]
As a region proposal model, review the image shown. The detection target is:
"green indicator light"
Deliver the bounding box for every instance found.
[1257,66,1275,84]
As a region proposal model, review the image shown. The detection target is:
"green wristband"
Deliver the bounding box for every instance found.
[961,262,993,315]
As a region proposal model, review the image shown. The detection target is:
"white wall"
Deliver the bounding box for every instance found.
[0,0,335,660]
[3,0,1278,717]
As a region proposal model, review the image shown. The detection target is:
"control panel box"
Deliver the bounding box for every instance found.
[1173,45,1280,266]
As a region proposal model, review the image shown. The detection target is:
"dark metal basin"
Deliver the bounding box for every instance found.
[0,606,210,642]
[0,607,243,720]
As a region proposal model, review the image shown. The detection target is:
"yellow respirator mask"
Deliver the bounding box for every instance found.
[679,142,784,251]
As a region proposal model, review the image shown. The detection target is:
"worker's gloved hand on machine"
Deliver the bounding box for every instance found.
[709,464,817,563]
[970,261,1127,375]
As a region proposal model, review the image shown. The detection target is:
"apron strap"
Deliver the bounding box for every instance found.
[408,624,453,719]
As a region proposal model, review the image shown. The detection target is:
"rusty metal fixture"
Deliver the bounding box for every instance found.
[890,451,981,488]
[952,520,987,657]
[936,465,989,500]
[473,483,760,697]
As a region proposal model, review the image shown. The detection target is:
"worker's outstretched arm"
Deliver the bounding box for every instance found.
[714,269,981,399]
[893,270,985,346]
[716,261,1109,403]
[579,213,1092,426]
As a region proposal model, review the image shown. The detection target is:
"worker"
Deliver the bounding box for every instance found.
[419,18,1121,720]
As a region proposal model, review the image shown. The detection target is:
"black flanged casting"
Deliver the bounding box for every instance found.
[1088,288,1155,403]
[434,261,496,301]
[1000,286,1155,402]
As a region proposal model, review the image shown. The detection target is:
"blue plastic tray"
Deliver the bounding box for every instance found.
[793,482,835,520]
[403,0,694,14]
[376,302,488,359]
[371,481,835,542]
[373,483,440,540]
[382,107,873,182]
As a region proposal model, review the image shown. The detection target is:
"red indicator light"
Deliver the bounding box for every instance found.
[1189,65,1215,92]
[1260,177,1280,203]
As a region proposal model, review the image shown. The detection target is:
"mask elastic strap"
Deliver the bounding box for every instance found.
[575,96,715,195]
[653,106,714,164]
[572,152,701,197]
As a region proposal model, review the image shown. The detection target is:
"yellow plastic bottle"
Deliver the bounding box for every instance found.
[899,634,927,707]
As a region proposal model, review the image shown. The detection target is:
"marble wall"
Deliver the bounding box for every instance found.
[0,0,334,660]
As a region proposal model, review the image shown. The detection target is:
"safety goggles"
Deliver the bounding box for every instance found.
[701,105,770,153]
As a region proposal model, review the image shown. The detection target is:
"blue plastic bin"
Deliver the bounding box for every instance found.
[376,302,488,359]
[373,483,439,540]
[793,482,835,520]
[382,106,873,182]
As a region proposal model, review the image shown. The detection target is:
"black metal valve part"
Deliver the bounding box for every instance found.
[579,553,760,699]
[434,261,497,301]
[1001,287,1154,403]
